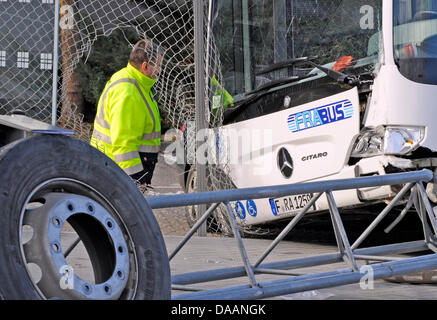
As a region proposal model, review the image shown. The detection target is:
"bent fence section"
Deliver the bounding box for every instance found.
[147,169,437,300]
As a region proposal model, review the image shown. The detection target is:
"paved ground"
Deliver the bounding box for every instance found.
[146,152,191,236]
[59,231,437,300]
[166,235,437,300]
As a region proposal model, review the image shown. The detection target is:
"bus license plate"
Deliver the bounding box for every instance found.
[269,194,315,216]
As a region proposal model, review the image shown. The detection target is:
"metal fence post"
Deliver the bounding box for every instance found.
[194,0,207,236]
[51,0,60,126]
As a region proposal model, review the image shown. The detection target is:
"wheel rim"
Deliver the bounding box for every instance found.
[19,178,139,300]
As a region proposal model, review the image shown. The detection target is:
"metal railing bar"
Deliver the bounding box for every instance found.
[354,254,404,262]
[173,265,359,300]
[173,252,437,300]
[330,210,346,256]
[327,193,346,256]
[172,254,345,286]
[168,202,220,261]
[415,187,437,253]
[416,182,437,236]
[416,186,436,250]
[351,182,415,250]
[160,169,436,300]
[148,170,433,209]
[256,253,437,300]
[352,240,428,255]
[326,191,359,271]
[384,192,415,234]
[171,240,428,285]
[225,201,258,288]
[173,268,354,300]
[173,284,256,300]
[253,192,323,267]
[172,284,205,292]
[64,237,81,258]
[412,187,435,245]
[172,265,249,285]
[254,268,306,276]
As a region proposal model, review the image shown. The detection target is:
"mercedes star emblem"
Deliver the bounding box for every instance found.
[277,148,293,179]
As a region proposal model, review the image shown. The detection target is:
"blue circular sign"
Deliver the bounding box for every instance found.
[234,201,246,220]
[246,200,257,217]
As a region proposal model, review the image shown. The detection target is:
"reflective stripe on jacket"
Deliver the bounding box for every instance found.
[90,63,161,175]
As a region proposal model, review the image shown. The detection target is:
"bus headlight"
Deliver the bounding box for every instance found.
[351,126,425,158]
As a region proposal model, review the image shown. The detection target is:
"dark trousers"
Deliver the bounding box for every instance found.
[129,152,158,185]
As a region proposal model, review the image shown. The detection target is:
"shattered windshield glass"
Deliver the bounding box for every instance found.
[212,0,383,98]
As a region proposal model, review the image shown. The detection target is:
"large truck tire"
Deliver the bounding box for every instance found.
[0,135,170,300]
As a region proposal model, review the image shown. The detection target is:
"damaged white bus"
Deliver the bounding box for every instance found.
[183,0,437,232]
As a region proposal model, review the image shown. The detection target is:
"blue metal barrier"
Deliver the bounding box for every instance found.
[147,169,437,300]
[147,170,433,208]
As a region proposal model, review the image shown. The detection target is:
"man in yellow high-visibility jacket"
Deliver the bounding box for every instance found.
[90,39,165,191]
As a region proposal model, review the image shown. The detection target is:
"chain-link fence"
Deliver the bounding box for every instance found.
[0,0,56,120]
[0,0,383,238]
[0,0,231,237]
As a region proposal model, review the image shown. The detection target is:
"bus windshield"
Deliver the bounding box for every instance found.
[212,0,383,98]
[394,0,437,85]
